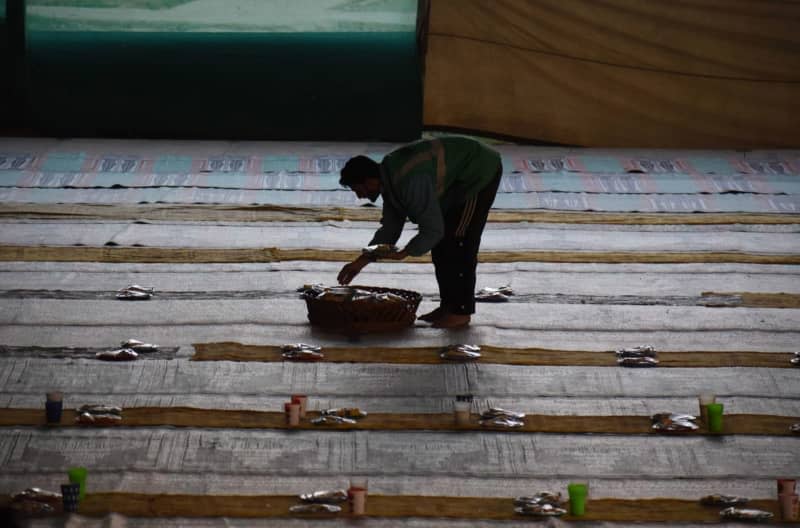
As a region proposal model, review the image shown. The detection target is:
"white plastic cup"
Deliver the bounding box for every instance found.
[779,493,799,521]
[290,394,307,418]
[288,403,301,427]
[698,393,715,422]
[348,477,368,515]
[453,400,471,425]
[778,479,797,495]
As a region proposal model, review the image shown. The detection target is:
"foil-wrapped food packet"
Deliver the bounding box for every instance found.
[281,343,324,361]
[297,284,325,298]
[299,489,348,503]
[791,423,800,433]
[618,356,659,367]
[76,403,123,425]
[121,339,159,353]
[125,285,155,294]
[480,416,524,428]
[11,488,62,504]
[481,408,526,420]
[9,500,55,514]
[359,292,406,303]
[700,494,749,506]
[316,287,354,301]
[116,284,155,300]
[791,352,799,366]
[515,503,567,517]
[651,413,698,432]
[616,345,657,358]
[116,290,151,300]
[10,488,59,515]
[76,412,122,425]
[311,415,358,425]
[321,408,367,419]
[440,344,482,361]
[719,507,773,521]
[96,348,139,361]
[514,492,563,507]
[78,404,122,415]
[289,503,342,514]
[475,285,513,302]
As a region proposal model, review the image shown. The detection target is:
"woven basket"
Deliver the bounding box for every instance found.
[305,285,422,336]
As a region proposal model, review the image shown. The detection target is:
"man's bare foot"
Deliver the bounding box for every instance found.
[418,307,443,322]
[431,313,471,328]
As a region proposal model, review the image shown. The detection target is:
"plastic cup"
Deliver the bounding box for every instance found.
[706,403,724,433]
[67,467,87,500]
[45,401,63,424]
[779,493,799,521]
[348,477,368,515]
[286,403,300,427]
[567,482,588,516]
[453,400,471,425]
[45,392,63,424]
[698,393,715,423]
[290,394,307,418]
[61,483,81,512]
[778,479,797,495]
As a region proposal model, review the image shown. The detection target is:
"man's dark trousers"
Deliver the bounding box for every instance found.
[431,163,503,315]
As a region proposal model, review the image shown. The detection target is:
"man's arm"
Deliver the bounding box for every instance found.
[368,198,405,246]
[338,196,406,285]
[401,173,445,256]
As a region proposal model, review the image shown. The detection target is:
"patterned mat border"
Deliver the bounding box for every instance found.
[192,343,798,368]
[0,408,797,435]
[0,493,784,522]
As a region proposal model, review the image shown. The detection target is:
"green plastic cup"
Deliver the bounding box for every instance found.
[67,466,87,500]
[707,403,724,433]
[567,482,588,516]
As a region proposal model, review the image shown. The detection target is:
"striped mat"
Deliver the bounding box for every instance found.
[0,493,784,522]
[0,408,796,435]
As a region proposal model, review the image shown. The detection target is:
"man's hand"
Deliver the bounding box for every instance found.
[337,255,369,285]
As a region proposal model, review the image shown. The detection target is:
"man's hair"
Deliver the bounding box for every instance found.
[340,155,380,187]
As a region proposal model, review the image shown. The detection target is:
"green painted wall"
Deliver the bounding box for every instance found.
[9,1,422,140]
[27,30,421,140]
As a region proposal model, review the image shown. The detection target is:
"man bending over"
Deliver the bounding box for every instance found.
[337,136,502,329]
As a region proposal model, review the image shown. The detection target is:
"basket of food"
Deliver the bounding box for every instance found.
[300,285,422,336]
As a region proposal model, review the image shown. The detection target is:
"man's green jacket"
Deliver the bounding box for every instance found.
[370,137,501,256]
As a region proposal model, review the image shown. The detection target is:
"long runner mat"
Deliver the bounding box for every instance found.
[3,204,799,224]
[3,246,799,265]
[2,187,799,212]
[0,408,796,435]
[1,147,797,175]
[0,493,782,522]
[192,343,797,368]
[3,291,798,308]
[3,171,800,195]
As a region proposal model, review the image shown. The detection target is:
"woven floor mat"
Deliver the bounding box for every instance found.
[1,408,796,435]
[3,246,800,265]
[192,343,797,368]
[0,493,781,522]
[2,204,799,225]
